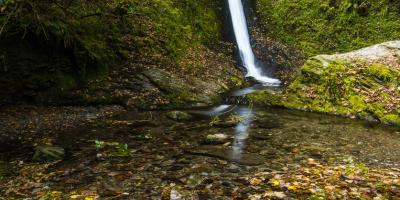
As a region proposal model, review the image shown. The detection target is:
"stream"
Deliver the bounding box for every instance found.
[1,95,400,198]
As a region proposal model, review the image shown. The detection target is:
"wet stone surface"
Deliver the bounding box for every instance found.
[1,106,400,198]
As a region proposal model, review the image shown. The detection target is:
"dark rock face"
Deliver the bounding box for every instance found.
[242,0,307,84]
[251,30,306,84]
[0,36,76,105]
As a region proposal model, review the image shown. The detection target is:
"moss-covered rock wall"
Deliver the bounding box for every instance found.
[256,0,400,56]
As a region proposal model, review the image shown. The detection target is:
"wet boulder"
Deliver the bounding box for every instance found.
[32,145,65,162]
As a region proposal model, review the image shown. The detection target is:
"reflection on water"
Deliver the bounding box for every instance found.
[189,105,237,117]
[231,87,259,96]
[203,105,231,116]
[199,105,255,161]
[231,106,253,160]
[189,104,400,167]
[231,85,281,96]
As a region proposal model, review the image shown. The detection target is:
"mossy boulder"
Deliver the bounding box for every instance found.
[249,41,400,125]
[32,145,65,163]
[166,111,193,121]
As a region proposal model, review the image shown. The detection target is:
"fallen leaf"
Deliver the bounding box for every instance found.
[269,178,281,187]
[264,191,287,198]
[250,178,262,186]
[307,158,319,165]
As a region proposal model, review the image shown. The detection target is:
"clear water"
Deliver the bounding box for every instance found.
[2,105,400,198]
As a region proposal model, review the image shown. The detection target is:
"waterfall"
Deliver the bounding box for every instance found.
[228,0,281,86]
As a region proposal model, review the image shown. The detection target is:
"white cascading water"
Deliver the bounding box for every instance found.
[228,0,281,86]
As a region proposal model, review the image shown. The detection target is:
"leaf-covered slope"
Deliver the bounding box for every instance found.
[0,0,243,106]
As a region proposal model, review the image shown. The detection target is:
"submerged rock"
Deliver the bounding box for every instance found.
[249,41,400,126]
[186,146,266,166]
[166,111,193,121]
[251,131,273,140]
[32,145,65,162]
[202,134,229,145]
[255,118,283,129]
[211,115,244,128]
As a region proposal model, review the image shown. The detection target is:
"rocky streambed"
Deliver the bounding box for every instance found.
[1,105,400,199]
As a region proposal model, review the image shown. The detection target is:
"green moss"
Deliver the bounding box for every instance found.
[349,95,366,112]
[298,58,325,84]
[247,90,284,106]
[380,114,400,126]
[230,75,244,87]
[256,0,400,56]
[363,63,400,83]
